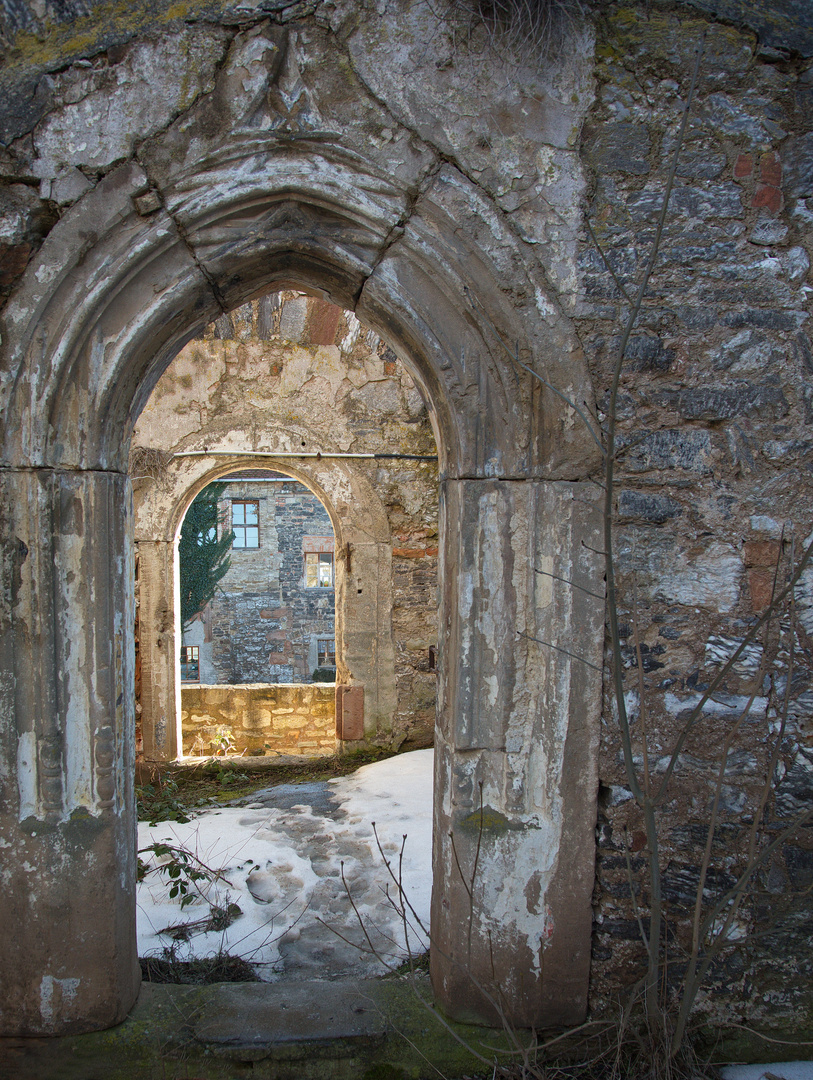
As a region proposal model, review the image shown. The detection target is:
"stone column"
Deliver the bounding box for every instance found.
[135,540,178,761]
[431,478,604,1029]
[0,468,139,1034]
[337,539,397,738]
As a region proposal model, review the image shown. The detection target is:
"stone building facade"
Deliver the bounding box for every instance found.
[0,0,811,1045]
[182,473,338,686]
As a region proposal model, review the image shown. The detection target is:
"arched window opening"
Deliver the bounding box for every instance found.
[179,470,336,687]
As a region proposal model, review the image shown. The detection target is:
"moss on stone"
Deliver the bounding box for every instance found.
[10,978,513,1079]
[458,804,533,834]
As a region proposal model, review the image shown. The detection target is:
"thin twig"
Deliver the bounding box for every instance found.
[653,531,813,805]
[585,217,634,304]
[518,630,603,670]
[713,1022,813,1047]
[534,566,605,600]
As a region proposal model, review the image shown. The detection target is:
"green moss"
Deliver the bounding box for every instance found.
[597,4,754,73]
[19,979,513,1079]
[2,0,221,86]
[362,1066,410,1080]
[458,804,532,834]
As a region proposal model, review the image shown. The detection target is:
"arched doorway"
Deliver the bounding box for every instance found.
[131,292,441,763]
[177,469,339,755]
[0,135,604,1035]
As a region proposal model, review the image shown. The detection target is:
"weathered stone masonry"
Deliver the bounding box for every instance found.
[182,682,337,756]
[0,0,809,1042]
[577,7,813,1027]
[194,475,337,686]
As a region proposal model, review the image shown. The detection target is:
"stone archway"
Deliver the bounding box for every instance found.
[0,30,604,1032]
[135,452,399,761]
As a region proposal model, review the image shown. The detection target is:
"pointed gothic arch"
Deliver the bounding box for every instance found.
[0,132,604,1034]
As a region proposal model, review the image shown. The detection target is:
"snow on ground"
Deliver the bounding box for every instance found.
[137,748,433,981]
[721,1066,813,1080]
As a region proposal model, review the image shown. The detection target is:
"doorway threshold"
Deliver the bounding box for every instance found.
[1,976,510,1080]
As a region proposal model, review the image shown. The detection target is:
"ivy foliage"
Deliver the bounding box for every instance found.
[179,483,235,630]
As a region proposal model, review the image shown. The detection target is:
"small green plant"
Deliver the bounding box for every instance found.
[136,776,193,825]
[202,759,249,787]
[137,840,233,910]
[210,725,236,755]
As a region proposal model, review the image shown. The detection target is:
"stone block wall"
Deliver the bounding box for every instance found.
[181,683,336,757]
[576,7,813,1027]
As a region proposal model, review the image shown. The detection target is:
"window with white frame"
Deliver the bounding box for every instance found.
[180,645,200,681]
[231,500,260,548]
[317,637,336,667]
[305,551,334,587]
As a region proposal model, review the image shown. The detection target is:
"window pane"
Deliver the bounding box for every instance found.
[232,502,260,548]
[305,553,318,587]
[305,551,333,586]
[181,646,200,681]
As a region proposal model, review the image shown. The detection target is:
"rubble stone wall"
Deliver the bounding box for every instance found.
[576,7,813,1029]
[181,683,336,757]
[199,477,336,685]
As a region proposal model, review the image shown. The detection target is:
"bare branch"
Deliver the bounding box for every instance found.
[585,216,634,304]
[517,630,603,671]
[533,566,606,600]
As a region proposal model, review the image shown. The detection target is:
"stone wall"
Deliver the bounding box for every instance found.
[575,7,813,1027]
[181,684,335,757]
[0,0,810,1039]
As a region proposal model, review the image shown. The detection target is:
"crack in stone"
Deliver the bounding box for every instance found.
[355,157,446,307]
[134,160,230,318]
[128,28,241,320]
[335,33,577,329]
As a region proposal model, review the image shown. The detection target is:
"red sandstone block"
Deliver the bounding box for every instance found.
[759,151,782,186]
[0,242,32,288]
[308,298,342,346]
[751,184,783,213]
[733,153,753,178]
[748,568,775,612]
[743,539,781,567]
[335,685,364,740]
